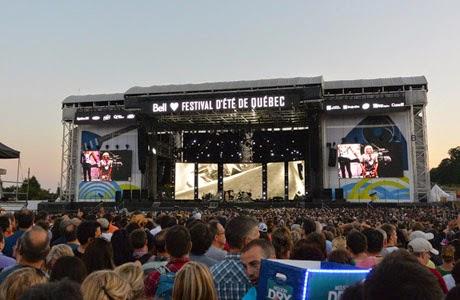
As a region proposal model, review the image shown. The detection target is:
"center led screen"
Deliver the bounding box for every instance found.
[223,163,262,200]
[198,163,218,199]
[174,163,195,200]
[288,160,305,199]
[267,162,285,199]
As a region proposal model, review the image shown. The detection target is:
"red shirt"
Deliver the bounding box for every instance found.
[428,267,449,294]
[144,257,190,297]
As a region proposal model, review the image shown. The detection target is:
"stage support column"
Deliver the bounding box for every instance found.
[174,131,183,162]
[241,130,253,162]
[150,133,158,200]
[307,111,323,198]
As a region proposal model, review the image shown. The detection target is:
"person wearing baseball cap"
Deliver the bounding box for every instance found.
[408,238,448,294]
[409,230,435,241]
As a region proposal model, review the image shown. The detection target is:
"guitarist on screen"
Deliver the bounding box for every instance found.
[361,145,379,178]
[99,152,113,181]
[81,151,98,182]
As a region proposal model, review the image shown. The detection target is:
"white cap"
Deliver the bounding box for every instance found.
[258,222,268,233]
[409,230,434,241]
[408,238,439,255]
[193,212,202,220]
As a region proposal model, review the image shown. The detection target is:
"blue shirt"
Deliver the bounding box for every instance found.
[242,287,257,300]
[0,254,16,271]
[211,254,252,300]
[4,230,25,257]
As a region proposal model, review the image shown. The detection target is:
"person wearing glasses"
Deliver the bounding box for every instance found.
[408,238,448,294]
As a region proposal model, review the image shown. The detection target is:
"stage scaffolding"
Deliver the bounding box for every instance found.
[60,121,76,201]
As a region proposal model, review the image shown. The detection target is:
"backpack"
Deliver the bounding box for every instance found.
[154,266,176,300]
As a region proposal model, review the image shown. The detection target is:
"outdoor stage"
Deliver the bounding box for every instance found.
[60,75,430,205]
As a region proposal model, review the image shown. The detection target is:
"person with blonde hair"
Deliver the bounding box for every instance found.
[81,270,132,300]
[172,261,217,300]
[0,267,48,300]
[114,261,145,299]
[46,244,74,271]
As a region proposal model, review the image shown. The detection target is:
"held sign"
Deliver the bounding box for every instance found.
[305,270,369,300]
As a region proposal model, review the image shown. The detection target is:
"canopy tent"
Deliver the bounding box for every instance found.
[0,142,20,200]
[0,142,20,159]
[429,184,454,202]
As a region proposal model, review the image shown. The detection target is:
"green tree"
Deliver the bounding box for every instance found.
[430,146,460,185]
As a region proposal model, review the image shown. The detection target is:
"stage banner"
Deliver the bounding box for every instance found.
[127,87,320,115]
[257,260,369,300]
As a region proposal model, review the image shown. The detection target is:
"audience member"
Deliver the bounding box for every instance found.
[0,231,16,271]
[114,262,145,300]
[408,238,448,294]
[211,215,259,300]
[50,256,87,284]
[142,229,169,275]
[45,244,74,271]
[271,226,293,259]
[206,220,227,261]
[4,209,34,257]
[144,225,191,298]
[74,220,101,258]
[347,230,378,268]
[291,239,325,260]
[0,267,47,300]
[189,221,217,267]
[83,237,114,273]
[81,270,132,300]
[111,229,133,266]
[364,250,443,299]
[98,218,113,241]
[172,261,217,300]
[241,239,276,300]
[129,229,151,264]
[19,279,83,300]
[0,226,50,283]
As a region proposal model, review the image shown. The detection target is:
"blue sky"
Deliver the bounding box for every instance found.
[1,1,459,190]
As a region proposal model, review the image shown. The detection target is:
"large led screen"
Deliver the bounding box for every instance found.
[337,143,403,179]
[81,150,132,182]
[198,163,218,199]
[174,163,195,200]
[223,163,262,201]
[267,162,285,199]
[288,160,305,199]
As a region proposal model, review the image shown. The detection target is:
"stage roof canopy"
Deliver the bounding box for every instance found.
[324,76,427,90]
[63,93,125,104]
[125,76,324,96]
[0,142,20,159]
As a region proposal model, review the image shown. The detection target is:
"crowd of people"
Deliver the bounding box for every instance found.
[0,205,459,299]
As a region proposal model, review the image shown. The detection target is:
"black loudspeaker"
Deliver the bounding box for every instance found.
[328,148,337,167]
[137,127,148,174]
[115,191,122,202]
[131,190,141,202]
[322,188,332,200]
[335,188,344,200]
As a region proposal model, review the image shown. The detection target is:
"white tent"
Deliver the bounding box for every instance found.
[429,184,454,202]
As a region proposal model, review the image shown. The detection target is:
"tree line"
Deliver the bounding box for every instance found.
[430,146,460,186]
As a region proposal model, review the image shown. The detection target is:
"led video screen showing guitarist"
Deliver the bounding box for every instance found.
[80,150,132,182]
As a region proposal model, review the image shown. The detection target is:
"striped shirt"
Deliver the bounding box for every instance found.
[211,254,252,300]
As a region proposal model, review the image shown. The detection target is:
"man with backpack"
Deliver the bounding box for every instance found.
[144,225,191,298]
